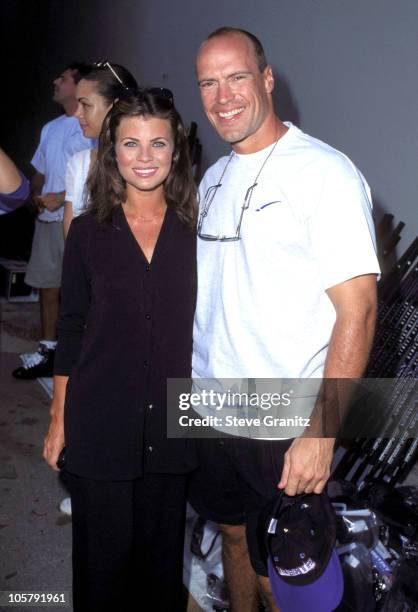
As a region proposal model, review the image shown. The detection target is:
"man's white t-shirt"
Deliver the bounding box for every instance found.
[31,115,93,222]
[193,123,381,381]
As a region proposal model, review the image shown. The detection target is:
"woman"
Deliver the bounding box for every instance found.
[43,90,197,611]
[63,62,137,237]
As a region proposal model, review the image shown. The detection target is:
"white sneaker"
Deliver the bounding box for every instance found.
[13,344,55,379]
[59,497,72,516]
[22,349,46,368]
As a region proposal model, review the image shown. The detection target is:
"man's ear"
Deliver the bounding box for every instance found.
[264,65,274,94]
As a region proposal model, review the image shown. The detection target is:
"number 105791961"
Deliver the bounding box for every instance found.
[0,591,69,606]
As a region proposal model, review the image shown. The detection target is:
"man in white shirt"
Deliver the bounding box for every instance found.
[13,63,94,380]
[189,27,380,611]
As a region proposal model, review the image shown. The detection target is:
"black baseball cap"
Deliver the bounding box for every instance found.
[262,491,343,611]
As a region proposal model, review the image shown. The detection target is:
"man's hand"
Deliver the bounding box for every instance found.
[37,191,65,212]
[278,437,335,496]
[43,416,65,471]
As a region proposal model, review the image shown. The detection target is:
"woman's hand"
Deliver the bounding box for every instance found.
[43,415,65,471]
[43,375,69,470]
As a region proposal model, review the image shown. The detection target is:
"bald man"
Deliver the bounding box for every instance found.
[189,27,379,610]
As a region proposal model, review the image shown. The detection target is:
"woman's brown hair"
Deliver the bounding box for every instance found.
[87,89,197,228]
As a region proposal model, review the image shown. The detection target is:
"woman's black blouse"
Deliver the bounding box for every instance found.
[54,206,197,480]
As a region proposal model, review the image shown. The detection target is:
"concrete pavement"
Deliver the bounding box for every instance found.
[0,299,72,612]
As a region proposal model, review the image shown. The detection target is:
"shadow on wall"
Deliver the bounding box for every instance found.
[272,72,300,126]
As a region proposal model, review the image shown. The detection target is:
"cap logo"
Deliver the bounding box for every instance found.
[276,558,316,577]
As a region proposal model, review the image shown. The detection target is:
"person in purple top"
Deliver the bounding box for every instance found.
[0,147,32,260]
[0,147,30,212]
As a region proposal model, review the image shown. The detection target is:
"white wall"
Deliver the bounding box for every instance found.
[6,0,418,251]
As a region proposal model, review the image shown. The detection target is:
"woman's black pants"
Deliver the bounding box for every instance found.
[64,471,189,612]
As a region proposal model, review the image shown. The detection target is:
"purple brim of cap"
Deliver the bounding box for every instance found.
[268,550,344,612]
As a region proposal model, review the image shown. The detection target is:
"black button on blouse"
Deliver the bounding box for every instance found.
[54,206,197,480]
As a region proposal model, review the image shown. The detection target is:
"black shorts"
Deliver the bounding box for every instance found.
[188,436,293,576]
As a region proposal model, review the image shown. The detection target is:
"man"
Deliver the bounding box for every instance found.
[12,63,94,380]
[189,27,380,611]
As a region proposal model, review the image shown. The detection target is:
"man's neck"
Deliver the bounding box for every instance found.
[232,116,288,155]
[61,98,78,117]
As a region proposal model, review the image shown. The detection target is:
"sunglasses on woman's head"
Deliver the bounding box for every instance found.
[93,60,127,88]
[148,87,174,105]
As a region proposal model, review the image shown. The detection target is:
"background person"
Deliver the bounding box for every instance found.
[189,27,380,611]
[0,147,30,211]
[0,147,32,260]
[12,62,94,380]
[43,89,197,611]
[58,61,138,517]
[63,61,138,238]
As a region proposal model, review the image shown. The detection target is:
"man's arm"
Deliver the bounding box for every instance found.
[321,274,377,378]
[278,273,377,495]
[31,171,65,212]
[31,171,45,199]
[31,171,46,213]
